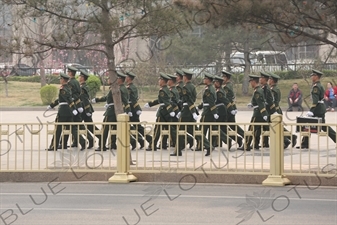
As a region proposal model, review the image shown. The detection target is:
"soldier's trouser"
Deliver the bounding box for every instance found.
[50,115,73,149]
[161,116,178,147]
[301,115,336,146]
[130,112,152,145]
[246,116,266,148]
[212,113,242,147]
[176,115,198,153]
[149,116,170,149]
[227,113,245,138]
[82,112,99,145]
[71,113,86,147]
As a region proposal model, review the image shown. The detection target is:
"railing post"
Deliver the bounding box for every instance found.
[262,114,291,186]
[108,114,137,183]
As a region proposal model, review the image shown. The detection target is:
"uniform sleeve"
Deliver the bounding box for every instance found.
[63,89,76,110]
[120,87,131,113]
[182,86,196,114]
[50,99,59,108]
[255,92,267,117]
[95,95,107,103]
[160,90,173,113]
[80,87,92,113]
[310,86,319,112]
[205,89,218,115]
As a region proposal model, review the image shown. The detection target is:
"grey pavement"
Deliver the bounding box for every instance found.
[0,182,336,225]
[1,110,337,174]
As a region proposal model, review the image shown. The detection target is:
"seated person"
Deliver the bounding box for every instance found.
[287,83,303,111]
[324,82,337,111]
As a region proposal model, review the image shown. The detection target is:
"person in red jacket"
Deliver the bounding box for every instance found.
[324,82,337,111]
[287,83,303,111]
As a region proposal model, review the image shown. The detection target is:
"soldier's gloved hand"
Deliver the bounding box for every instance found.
[214,114,219,120]
[91,98,96,104]
[86,113,92,117]
[170,112,175,117]
[247,103,253,108]
[306,111,314,117]
[136,110,142,115]
[77,107,84,113]
[144,103,150,108]
[104,104,108,108]
[46,105,52,110]
[128,112,133,117]
[176,112,181,119]
[230,110,236,115]
[72,110,78,116]
[192,113,198,121]
[263,116,268,121]
[234,109,238,114]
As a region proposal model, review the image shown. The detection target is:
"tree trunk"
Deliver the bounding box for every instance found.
[224,42,232,71]
[39,54,46,87]
[242,42,251,96]
[4,77,8,97]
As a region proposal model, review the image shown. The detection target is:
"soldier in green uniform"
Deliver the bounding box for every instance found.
[238,75,269,151]
[175,69,194,149]
[92,71,137,151]
[126,71,152,149]
[268,73,297,148]
[260,72,277,148]
[144,72,175,151]
[299,70,336,148]
[67,66,86,149]
[46,73,78,151]
[78,69,99,149]
[212,75,243,149]
[160,73,180,148]
[222,71,244,148]
[197,73,228,156]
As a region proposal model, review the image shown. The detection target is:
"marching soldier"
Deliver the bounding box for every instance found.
[46,73,78,151]
[92,71,137,151]
[67,66,86,149]
[260,72,276,148]
[298,70,336,148]
[238,75,269,151]
[126,71,152,149]
[268,73,297,148]
[144,72,175,151]
[78,69,95,149]
[222,71,244,147]
[176,69,194,148]
[172,69,206,156]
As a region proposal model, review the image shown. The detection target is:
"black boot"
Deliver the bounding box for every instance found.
[170,151,182,156]
[205,148,211,156]
[292,135,297,147]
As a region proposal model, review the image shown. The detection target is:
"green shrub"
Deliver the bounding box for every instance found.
[40,85,58,105]
[86,75,101,98]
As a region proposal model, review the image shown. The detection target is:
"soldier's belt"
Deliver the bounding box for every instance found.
[216,103,224,107]
[59,102,68,106]
[159,103,165,106]
[203,103,209,106]
[265,102,268,105]
[318,100,324,103]
[183,103,188,106]
[107,103,114,106]
[252,105,259,109]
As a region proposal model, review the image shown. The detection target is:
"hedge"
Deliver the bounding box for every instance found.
[40,85,58,105]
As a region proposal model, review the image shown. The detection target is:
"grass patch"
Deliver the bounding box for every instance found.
[0,77,332,107]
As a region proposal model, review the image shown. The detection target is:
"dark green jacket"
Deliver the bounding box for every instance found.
[170,86,180,115]
[176,81,184,110]
[198,84,218,116]
[50,84,76,117]
[215,87,228,117]
[251,85,268,118]
[127,82,141,113]
[223,81,236,110]
[68,77,82,108]
[270,84,282,114]
[262,84,276,114]
[148,85,173,118]
[95,88,114,116]
[120,84,131,114]
[310,81,326,115]
[80,82,94,114]
[181,81,197,117]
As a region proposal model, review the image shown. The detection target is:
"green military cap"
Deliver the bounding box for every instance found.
[181,68,194,76]
[79,69,89,77]
[126,71,136,78]
[59,72,70,79]
[269,73,280,80]
[249,74,260,81]
[175,69,184,77]
[260,71,270,78]
[203,72,214,80]
[67,66,78,72]
[213,75,223,82]
[159,72,170,80]
[117,71,126,78]
[167,73,177,79]
[221,70,233,78]
[311,69,323,77]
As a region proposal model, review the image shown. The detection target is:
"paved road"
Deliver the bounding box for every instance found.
[0,182,336,225]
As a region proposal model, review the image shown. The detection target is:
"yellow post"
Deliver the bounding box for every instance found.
[108,114,137,183]
[262,114,291,186]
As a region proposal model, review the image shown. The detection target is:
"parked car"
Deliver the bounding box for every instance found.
[10,64,37,76]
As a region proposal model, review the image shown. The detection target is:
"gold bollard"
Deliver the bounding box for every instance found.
[108,114,137,183]
[262,114,291,186]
